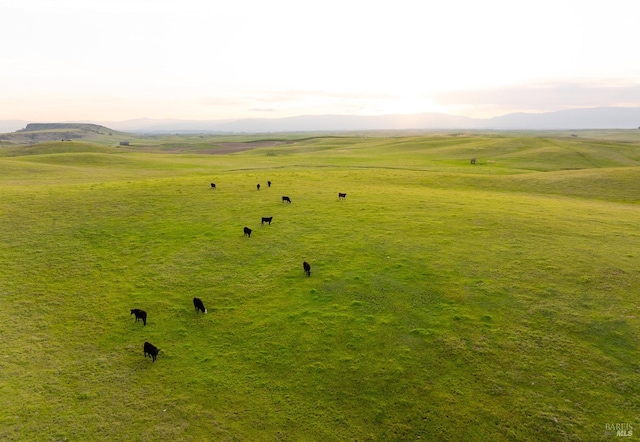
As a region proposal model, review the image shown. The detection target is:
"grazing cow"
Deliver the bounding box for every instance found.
[267,181,271,187]
[193,297,207,314]
[282,196,291,203]
[303,261,311,277]
[338,193,346,199]
[143,341,160,362]
[130,308,147,326]
[244,226,252,238]
[470,158,477,164]
[261,216,273,225]
[210,183,216,189]
[257,184,260,190]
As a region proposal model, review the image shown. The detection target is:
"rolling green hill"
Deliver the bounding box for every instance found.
[0,132,638,441]
[0,123,134,146]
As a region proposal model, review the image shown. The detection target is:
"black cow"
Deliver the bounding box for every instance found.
[303,261,311,277]
[470,158,477,164]
[338,193,346,199]
[282,196,291,203]
[267,181,271,187]
[257,184,260,190]
[144,341,160,362]
[244,227,252,238]
[261,217,273,225]
[130,308,147,326]
[210,183,216,189]
[193,297,207,314]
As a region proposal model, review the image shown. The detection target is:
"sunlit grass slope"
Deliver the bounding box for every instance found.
[0,133,639,441]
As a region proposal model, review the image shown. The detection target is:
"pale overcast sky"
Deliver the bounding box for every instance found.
[2,0,639,122]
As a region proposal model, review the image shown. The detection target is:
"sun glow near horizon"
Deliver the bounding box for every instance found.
[1,0,640,122]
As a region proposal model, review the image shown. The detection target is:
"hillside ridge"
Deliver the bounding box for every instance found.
[18,123,111,133]
[1,122,130,145]
[3,107,640,135]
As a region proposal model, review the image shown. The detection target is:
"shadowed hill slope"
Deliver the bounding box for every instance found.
[0,141,121,157]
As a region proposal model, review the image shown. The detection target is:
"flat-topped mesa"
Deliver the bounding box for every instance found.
[18,123,108,132]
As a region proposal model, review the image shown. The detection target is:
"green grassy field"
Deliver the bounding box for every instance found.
[0,132,639,441]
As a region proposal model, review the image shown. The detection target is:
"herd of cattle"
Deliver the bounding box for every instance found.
[134,296,207,362]
[133,181,345,362]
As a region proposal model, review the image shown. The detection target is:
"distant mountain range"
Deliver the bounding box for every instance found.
[2,107,640,134]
